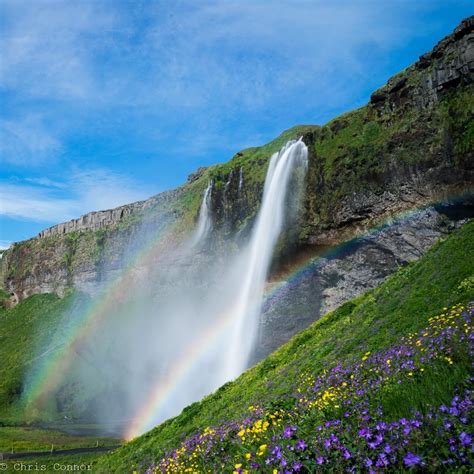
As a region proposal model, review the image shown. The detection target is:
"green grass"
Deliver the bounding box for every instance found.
[96,219,474,473]
[0,292,82,423]
[0,426,118,452]
[0,427,121,474]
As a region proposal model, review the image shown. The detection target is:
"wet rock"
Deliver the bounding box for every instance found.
[252,204,473,362]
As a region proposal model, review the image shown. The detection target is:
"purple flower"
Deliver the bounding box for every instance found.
[283,426,297,439]
[376,453,389,467]
[404,452,422,466]
[316,457,325,465]
[293,462,302,471]
[342,448,351,460]
[296,439,307,451]
[459,432,472,446]
[272,446,283,459]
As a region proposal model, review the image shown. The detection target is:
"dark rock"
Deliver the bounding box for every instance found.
[389,77,407,93]
[252,203,474,362]
[370,89,387,103]
[187,166,208,183]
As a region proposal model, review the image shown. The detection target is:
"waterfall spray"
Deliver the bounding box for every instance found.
[29,139,308,440]
[125,139,308,437]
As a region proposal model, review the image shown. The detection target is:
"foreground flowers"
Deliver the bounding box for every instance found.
[147,303,473,473]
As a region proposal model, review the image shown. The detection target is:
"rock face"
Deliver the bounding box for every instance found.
[0,192,182,300]
[370,16,473,112]
[38,189,182,238]
[252,202,474,361]
[1,17,473,305]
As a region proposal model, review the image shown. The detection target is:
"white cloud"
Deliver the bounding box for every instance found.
[0,183,76,222]
[0,0,115,100]
[0,115,63,166]
[0,0,425,111]
[0,168,152,224]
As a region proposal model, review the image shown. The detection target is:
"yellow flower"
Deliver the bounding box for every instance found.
[237,429,246,437]
[245,453,251,460]
[408,372,413,376]
[235,464,242,469]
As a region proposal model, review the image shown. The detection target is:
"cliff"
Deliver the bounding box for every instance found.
[1,17,473,303]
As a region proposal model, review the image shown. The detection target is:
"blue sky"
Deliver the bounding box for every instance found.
[0,0,472,246]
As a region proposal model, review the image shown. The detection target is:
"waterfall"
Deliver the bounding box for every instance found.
[238,167,243,196]
[57,141,308,437]
[190,181,213,247]
[224,170,233,194]
[225,138,308,377]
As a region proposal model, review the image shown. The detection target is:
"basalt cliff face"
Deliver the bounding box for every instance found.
[1,17,473,339]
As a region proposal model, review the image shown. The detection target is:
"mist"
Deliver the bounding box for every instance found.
[25,139,308,438]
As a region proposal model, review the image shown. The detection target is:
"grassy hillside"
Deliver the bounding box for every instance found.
[0,426,118,452]
[0,293,76,422]
[97,219,474,472]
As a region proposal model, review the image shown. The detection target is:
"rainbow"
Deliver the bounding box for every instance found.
[24,219,178,410]
[123,197,470,439]
[24,190,469,436]
[124,305,239,439]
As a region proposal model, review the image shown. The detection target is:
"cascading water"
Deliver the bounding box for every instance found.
[190,181,213,247]
[224,170,233,194]
[129,138,308,432]
[238,167,244,196]
[224,139,308,377]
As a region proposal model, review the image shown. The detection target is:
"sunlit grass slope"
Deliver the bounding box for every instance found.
[97,219,474,472]
[0,292,86,423]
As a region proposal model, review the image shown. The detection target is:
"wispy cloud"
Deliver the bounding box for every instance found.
[0,1,423,110]
[0,0,115,100]
[0,115,63,166]
[0,168,152,224]
[0,0,470,243]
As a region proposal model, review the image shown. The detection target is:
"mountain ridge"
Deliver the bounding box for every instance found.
[1,16,473,305]
[20,16,474,241]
